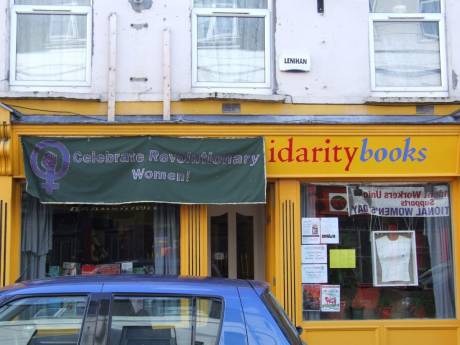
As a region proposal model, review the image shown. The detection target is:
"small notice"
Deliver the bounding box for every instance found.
[301,245,328,264]
[320,218,339,244]
[321,285,341,312]
[302,218,321,244]
[302,264,328,283]
[329,249,356,269]
[303,284,321,311]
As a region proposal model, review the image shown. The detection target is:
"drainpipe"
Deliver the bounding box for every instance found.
[107,13,118,122]
[163,27,171,121]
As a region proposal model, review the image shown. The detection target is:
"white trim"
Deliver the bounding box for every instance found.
[368,1,448,95]
[9,2,92,87]
[191,7,271,90]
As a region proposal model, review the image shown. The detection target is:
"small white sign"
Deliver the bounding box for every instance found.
[320,218,339,244]
[302,264,328,283]
[302,218,321,244]
[301,245,328,264]
[279,54,311,72]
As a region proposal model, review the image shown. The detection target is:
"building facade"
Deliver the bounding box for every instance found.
[0,1,460,345]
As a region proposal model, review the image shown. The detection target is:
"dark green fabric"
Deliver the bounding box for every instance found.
[22,136,266,204]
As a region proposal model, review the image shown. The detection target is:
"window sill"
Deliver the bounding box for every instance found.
[179,92,288,103]
[0,90,103,100]
[367,91,449,103]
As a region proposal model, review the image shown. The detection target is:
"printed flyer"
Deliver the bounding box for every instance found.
[320,285,341,312]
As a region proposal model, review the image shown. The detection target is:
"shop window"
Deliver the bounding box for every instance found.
[20,193,180,279]
[369,0,447,93]
[192,0,271,90]
[10,0,92,86]
[300,183,455,320]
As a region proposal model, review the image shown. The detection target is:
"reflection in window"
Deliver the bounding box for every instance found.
[0,296,87,345]
[301,183,455,320]
[110,296,223,345]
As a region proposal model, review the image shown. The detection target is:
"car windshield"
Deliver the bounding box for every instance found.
[261,290,305,345]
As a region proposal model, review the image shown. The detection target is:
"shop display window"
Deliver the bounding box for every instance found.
[20,193,180,280]
[301,183,455,320]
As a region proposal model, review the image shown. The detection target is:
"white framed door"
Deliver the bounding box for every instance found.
[208,204,265,281]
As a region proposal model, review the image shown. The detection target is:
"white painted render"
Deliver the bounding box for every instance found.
[0,0,459,104]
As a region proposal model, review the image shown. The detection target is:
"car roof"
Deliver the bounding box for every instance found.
[0,275,268,299]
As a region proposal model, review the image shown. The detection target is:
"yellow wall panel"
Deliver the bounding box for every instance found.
[384,328,457,345]
[303,329,378,345]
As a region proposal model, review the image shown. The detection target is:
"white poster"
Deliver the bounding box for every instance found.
[347,185,449,218]
[301,245,328,264]
[320,285,341,312]
[302,218,321,244]
[320,218,339,244]
[302,264,328,283]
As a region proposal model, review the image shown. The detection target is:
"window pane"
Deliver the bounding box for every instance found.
[195,298,223,345]
[0,296,87,345]
[211,213,229,277]
[110,297,193,345]
[197,16,265,83]
[301,183,455,321]
[16,14,88,82]
[20,194,180,280]
[370,0,440,13]
[15,0,90,5]
[373,21,441,88]
[194,0,267,9]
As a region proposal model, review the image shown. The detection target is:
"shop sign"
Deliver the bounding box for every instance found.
[347,185,449,217]
[22,136,266,204]
[266,135,459,177]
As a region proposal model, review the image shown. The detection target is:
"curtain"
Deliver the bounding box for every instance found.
[15,13,87,82]
[197,16,265,83]
[194,0,267,8]
[15,0,90,5]
[21,194,53,281]
[424,186,455,318]
[152,205,180,275]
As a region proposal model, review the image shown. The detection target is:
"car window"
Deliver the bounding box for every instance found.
[0,295,88,345]
[261,291,304,345]
[109,296,223,345]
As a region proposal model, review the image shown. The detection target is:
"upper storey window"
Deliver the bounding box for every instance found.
[192,0,271,90]
[369,0,447,94]
[10,0,92,86]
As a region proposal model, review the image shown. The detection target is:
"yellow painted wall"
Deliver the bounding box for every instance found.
[1,115,459,345]
[2,99,460,116]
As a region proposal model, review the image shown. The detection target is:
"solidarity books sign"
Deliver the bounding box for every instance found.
[22,136,266,204]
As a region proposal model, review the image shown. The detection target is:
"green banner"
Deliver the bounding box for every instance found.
[22,136,266,204]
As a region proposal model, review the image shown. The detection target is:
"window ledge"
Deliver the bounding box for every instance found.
[0,91,103,100]
[368,91,449,102]
[179,92,289,103]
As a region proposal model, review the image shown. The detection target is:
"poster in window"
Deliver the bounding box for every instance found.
[303,284,321,311]
[371,230,418,287]
[302,218,321,244]
[302,264,328,284]
[301,245,328,264]
[320,285,341,312]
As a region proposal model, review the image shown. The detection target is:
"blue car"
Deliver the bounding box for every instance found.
[0,276,305,345]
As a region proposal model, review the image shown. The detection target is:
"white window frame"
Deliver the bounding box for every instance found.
[192,6,271,90]
[368,1,447,94]
[10,1,92,87]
